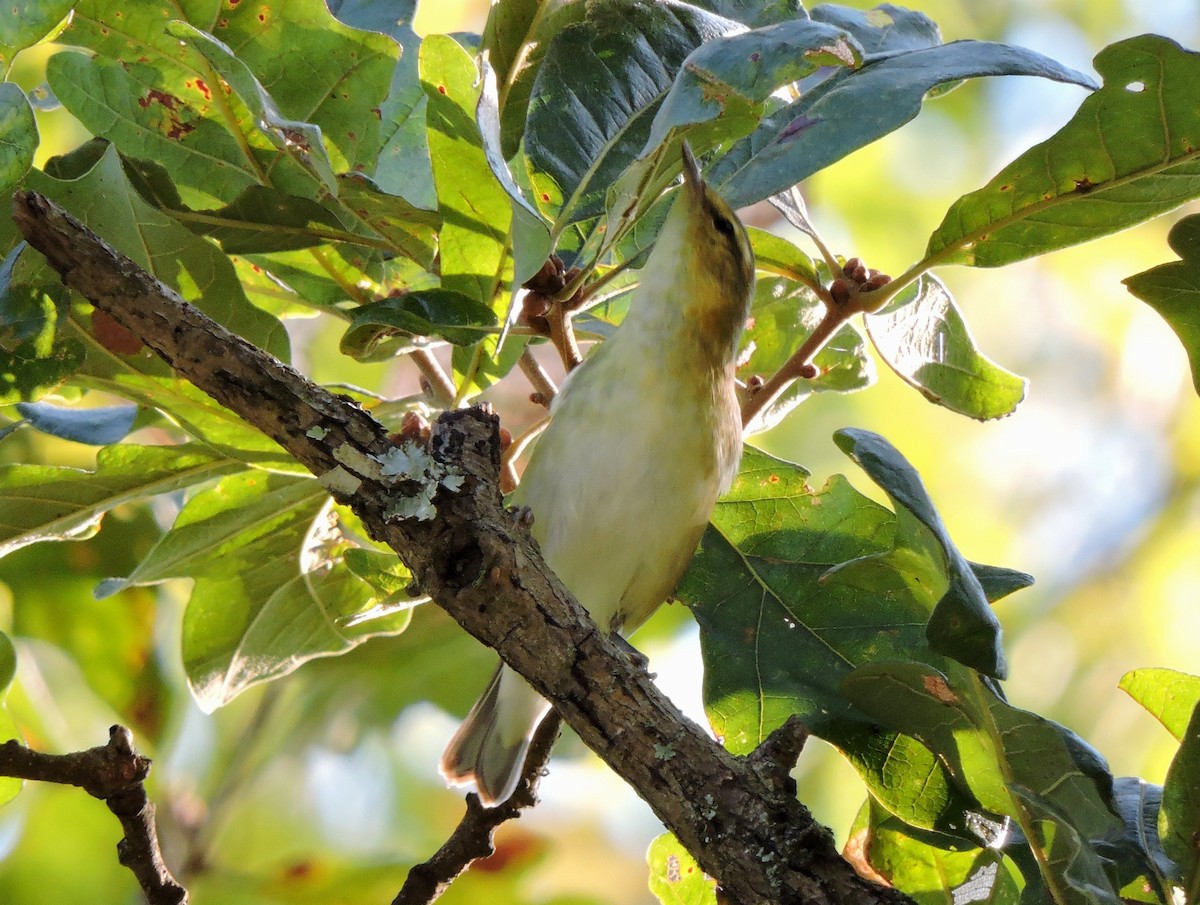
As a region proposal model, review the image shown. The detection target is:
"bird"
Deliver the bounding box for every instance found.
[440,143,755,806]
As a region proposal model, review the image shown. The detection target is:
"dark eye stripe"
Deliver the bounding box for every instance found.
[711,213,736,240]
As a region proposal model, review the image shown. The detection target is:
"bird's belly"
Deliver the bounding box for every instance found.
[518,398,725,635]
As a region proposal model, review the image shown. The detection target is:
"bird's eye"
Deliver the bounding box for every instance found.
[711,213,736,240]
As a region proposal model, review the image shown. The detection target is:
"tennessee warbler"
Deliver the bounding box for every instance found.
[441,144,755,805]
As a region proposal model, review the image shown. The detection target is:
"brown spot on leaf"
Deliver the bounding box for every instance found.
[843,828,890,885]
[922,674,958,703]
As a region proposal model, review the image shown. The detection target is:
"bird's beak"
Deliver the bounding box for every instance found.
[681,141,703,197]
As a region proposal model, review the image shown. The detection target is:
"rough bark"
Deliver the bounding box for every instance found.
[0,726,187,904]
[13,190,912,905]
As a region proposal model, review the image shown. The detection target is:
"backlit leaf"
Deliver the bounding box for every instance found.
[865,274,1026,420]
[927,36,1200,269]
[1124,214,1200,397]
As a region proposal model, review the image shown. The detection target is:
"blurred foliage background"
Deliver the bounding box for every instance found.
[1,1,1198,903]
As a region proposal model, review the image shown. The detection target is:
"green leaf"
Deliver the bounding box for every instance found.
[646,833,717,905]
[843,663,1126,905]
[421,35,512,308]
[0,444,243,559]
[927,35,1200,269]
[24,144,290,361]
[1119,667,1200,742]
[15,401,137,445]
[645,18,861,154]
[1109,777,1176,902]
[970,561,1036,602]
[526,0,741,226]
[1009,786,1124,905]
[832,428,1008,678]
[848,799,1022,905]
[205,0,398,175]
[58,0,398,204]
[865,274,1027,420]
[88,470,408,710]
[481,0,546,102]
[376,32,437,211]
[600,17,862,256]
[1161,702,1200,889]
[828,722,973,833]
[0,631,18,805]
[0,83,37,195]
[478,62,553,291]
[326,0,416,41]
[0,260,84,402]
[45,50,261,209]
[343,548,422,603]
[492,1,589,160]
[740,268,874,434]
[1124,214,1200,396]
[451,332,530,399]
[333,174,440,271]
[166,21,338,196]
[716,39,1095,209]
[687,0,802,28]
[91,375,299,471]
[340,290,499,358]
[0,631,14,693]
[810,4,942,56]
[0,1,71,70]
[681,446,915,752]
[174,184,350,254]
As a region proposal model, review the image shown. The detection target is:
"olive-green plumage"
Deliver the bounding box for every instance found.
[440,146,755,805]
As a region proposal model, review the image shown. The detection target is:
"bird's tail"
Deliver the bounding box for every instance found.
[440,664,552,806]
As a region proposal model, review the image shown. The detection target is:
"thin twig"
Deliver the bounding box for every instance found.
[518,347,557,408]
[410,348,458,409]
[741,305,850,428]
[0,727,187,905]
[393,713,563,905]
[547,303,583,372]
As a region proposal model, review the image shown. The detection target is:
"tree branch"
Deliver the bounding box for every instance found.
[0,726,187,905]
[13,190,911,905]
[394,713,562,905]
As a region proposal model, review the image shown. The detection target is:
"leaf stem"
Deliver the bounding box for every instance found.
[410,349,457,408]
[548,303,583,372]
[500,414,550,493]
[518,347,557,407]
[740,303,851,428]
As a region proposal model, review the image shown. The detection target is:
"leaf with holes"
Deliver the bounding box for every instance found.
[647,833,717,905]
[927,36,1200,269]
